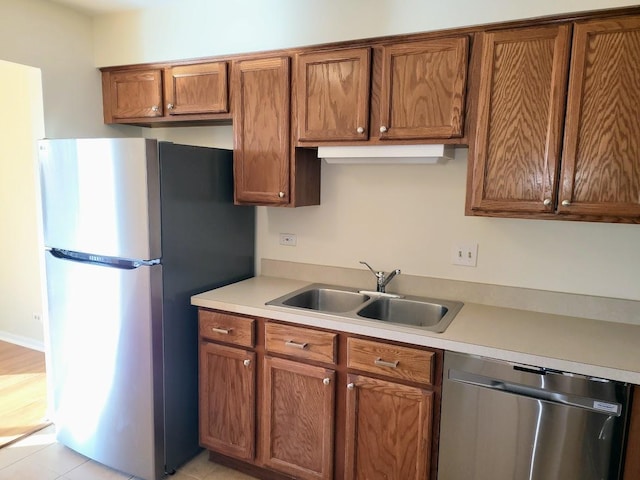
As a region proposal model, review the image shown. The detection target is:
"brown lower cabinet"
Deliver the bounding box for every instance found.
[262,356,335,479]
[345,374,434,480]
[198,308,442,480]
[199,342,256,460]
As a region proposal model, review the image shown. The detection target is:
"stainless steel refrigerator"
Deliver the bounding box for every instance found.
[39,138,255,480]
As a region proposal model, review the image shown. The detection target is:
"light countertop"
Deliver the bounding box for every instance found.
[191,276,640,384]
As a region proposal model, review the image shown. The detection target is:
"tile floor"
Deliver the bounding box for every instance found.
[0,426,256,480]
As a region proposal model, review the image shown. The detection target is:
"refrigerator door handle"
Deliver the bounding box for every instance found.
[48,248,159,270]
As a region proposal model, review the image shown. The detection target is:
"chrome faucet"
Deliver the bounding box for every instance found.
[359,261,401,293]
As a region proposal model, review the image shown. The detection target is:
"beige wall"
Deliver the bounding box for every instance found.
[0,60,45,347]
[92,0,640,302]
[0,0,141,345]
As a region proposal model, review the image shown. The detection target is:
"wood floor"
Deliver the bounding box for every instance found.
[0,340,49,448]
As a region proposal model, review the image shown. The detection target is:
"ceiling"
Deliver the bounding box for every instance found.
[49,0,174,15]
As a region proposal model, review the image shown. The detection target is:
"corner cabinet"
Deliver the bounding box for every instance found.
[294,36,469,144]
[467,15,640,223]
[101,61,231,125]
[232,56,320,207]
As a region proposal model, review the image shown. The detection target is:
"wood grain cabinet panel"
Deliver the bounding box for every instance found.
[105,69,164,120]
[347,337,435,385]
[467,25,571,214]
[468,15,640,223]
[296,47,371,142]
[295,37,468,145]
[199,342,255,461]
[344,374,433,480]
[232,56,291,205]
[265,322,337,364]
[378,37,468,140]
[558,15,640,219]
[261,356,335,480]
[164,62,229,115]
[199,310,254,347]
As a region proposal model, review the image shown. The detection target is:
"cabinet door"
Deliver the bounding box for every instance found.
[199,342,255,460]
[378,37,468,140]
[345,374,433,480]
[296,47,371,141]
[233,57,291,205]
[468,25,571,213]
[558,15,640,219]
[107,69,163,119]
[164,62,229,115]
[261,356,335,480]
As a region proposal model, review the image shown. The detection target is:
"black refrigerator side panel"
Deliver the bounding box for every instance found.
[158,142,255,472]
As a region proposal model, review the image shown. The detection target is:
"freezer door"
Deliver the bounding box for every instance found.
[39,138,160,260]
[45,252,164,480]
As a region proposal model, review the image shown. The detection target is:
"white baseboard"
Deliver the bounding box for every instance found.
[0,331,45,352]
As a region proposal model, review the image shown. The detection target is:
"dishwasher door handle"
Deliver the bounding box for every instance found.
[449,368,622,416]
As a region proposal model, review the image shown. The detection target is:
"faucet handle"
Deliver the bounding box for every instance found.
[359,261,383,278]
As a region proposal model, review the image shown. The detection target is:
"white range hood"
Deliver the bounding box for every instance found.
[317,144,455,164]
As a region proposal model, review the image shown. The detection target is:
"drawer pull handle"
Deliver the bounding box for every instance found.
[243,359,251,367]
[210,327,231,335]
[375,358,399,368]
[323,377,331,386]
[285,340,308,350]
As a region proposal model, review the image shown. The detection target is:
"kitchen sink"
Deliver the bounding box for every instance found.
[266,283,463,333]
[280,287,370,313]
[356,296,461,332]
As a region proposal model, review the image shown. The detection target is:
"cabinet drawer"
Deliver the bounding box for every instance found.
[199,310,255,347]
[265,322,337,364]
[347,338,434,385]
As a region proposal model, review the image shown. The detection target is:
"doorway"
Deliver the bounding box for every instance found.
[0,59,48,446]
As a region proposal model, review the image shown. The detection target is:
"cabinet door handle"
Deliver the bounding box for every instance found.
[379,126,388,133]
[374,358,399,368]
[347,382,355,390]
[210,327,231,335]
[543,198,552,206]
[285,340,308,350]
[356,126,365,134]
[167,103,174,110]
[243,359,251,367]
[151,105,159,112]
[323,377,330,386]
[278,191,285,198]
[561,200,571,206]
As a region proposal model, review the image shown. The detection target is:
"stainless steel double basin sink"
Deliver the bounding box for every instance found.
[266,283,463,333]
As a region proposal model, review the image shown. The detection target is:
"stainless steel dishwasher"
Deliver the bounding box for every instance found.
[438,352,631,480]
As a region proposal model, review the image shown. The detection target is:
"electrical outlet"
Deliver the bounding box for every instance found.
[279,233,297,246]
[33,313,42,323]
[451,242,478,267]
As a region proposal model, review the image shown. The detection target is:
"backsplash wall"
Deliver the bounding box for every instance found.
[154,127,640,302]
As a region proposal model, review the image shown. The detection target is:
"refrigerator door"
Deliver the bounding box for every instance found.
[39,138,161,260]
[45,251,164,480]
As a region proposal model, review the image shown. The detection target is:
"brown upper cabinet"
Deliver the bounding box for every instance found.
[295,47,371,142]
[232,56,320,207]
[101,61,231,125]
[103,69,164,121]
[232,56,292,205]
[467,15,640,223]
[295,37,469,145]
[163,62,229,116]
